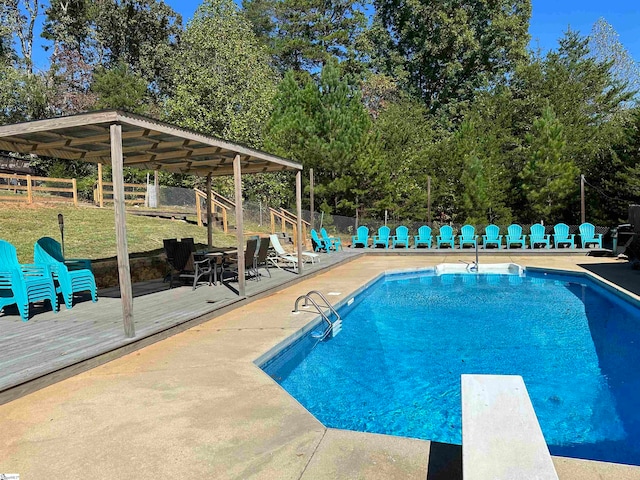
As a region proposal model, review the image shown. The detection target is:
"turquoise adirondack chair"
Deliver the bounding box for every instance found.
[437,225,455,249]
[392,226,410,248]
[579,223,603,249]
[31,236,92,271]
[553,223,575,249]
[414,226,432,249]
[459,225,478,249]
[529,224,551,249]
[372,226,391,249]
[311,229,330,252]
[34,237,98,310]
[482,224,503,249]
[351,226,370,248]
[0,240,58,321]
[321,228,342,251]
[505,224,526,249]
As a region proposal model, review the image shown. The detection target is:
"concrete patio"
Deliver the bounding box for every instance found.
[1,254,640,479]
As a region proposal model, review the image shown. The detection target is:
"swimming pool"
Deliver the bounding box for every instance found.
[260,268,640,466]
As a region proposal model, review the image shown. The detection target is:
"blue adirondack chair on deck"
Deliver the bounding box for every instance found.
[482,224,503,249]
[529,224,551,249]
[505,224,526,249]
[311,229,330,252]
[34,237,98,310]
[553,223,575,249]
[352,226,370,248]
[0,239,58,321]
[392,226,410,248]
[579,223,603,249]
[437,225,456,249]
[372,226,391,249]
[459,225,478,249]
[414,226,432,248]
[321,228,342,251]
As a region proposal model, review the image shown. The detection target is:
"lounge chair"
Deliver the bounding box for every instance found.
[437,225,455,249]
[269,234,319,271]
[373,226,390,249]
[482,225,503,249]
[34,237,98,309]
[459,225,478,249]
[506,224,526,249]
[529,224,550,249]
[414,226,432,248]
[0,239,58,321]
[321,228,343,251]
[392,226,410,248]
[310,229,330,252]
[352,226,370,248]
[579,222,603,249]
[553,223,575,249]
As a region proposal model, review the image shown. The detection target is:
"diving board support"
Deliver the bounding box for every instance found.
[461,374,558,480]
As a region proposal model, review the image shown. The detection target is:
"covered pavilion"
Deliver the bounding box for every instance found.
[0,110,305,338]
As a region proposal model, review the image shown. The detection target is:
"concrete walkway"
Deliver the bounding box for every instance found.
[1,255,640,479]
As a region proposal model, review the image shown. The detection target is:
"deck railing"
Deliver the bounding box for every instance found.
[194,188,231,233]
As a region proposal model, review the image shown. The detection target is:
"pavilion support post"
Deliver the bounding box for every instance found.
[233,154,245,297]
[296,170,304,274]
[206,173,213,249]
[97,162,104,208]
[110,124,135,338]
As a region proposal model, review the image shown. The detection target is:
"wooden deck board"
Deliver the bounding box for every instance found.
[0,250,360,398]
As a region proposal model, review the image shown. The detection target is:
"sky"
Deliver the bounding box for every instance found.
[28,0,640,71]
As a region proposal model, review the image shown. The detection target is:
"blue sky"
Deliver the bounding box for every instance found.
[29,0,640,71]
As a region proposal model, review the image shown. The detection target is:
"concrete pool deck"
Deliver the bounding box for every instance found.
[1,254,640,479]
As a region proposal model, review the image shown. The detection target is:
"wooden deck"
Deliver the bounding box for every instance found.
[0,249,362,404]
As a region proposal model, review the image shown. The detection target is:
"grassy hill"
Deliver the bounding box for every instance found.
[0,203,240,263]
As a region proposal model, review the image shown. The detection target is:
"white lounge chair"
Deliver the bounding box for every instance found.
[269,235,319,270]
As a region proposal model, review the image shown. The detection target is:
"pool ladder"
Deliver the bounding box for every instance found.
[293,290,342,340]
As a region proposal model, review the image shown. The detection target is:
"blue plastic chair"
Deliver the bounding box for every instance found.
[553,223,575,249]
[437,225,455,249]
[529,224,551,249]
[0,240,58,321]
[372,226,391,249]
[482,225,503,249]
[34,237,97,310]
[414,226,432,249]
[392,226,410,249]
[579,223,603,249]
[311,229,330,252]
[351,226,370,248]
[321,228,342,251]
[459,225,478,249]
[506,224,526,249]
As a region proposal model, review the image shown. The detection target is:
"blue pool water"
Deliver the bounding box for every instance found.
[261,270,640,466]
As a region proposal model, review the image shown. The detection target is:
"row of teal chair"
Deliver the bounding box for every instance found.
[350,223,603,249]
[0,237,97,321]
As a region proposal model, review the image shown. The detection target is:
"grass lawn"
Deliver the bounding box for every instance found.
[0,203,241,263]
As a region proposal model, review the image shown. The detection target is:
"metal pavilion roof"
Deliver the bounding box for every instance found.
[0,110,302,176]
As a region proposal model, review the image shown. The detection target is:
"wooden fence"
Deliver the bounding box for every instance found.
[93,181,147,206]
[0,172,78,206]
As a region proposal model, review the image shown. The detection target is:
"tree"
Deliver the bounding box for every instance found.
[262,0,367,73]
[91,61,149,113]
[520,105,578,222]
[590,17,640,101]
[265,61,372,214]
[1,0,40,73]
[375,0,531,112]
[166,0,278,148]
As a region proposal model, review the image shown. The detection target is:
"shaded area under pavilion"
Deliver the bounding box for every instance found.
[0,110,307,338]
